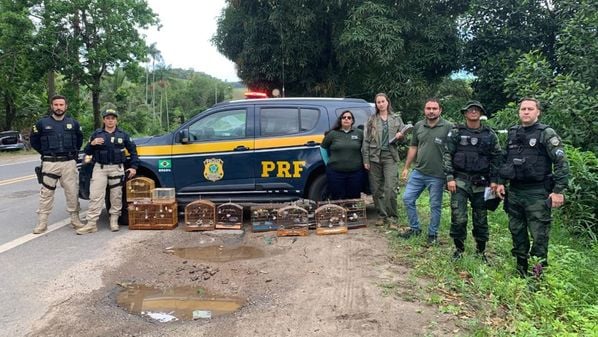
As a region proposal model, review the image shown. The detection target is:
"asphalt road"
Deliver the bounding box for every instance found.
[0,154,125,337]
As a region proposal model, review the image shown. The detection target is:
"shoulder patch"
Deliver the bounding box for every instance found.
[549,136,560,146]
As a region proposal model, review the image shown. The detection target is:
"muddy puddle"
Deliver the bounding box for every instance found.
[167,245,265,262]
[117,285,245,322]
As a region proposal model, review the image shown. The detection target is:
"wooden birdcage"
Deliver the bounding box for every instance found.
[126,177,155,202]
[250,203,284,232]
[315,203,348,235]
[276,205,309,237]
[184,200,216,231]
[129,201,178,230]
[292,199,317,229]
[318,198,367,229]
[215,202,243,229]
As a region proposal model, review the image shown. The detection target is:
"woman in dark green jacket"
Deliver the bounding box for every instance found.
[363,93,407,225]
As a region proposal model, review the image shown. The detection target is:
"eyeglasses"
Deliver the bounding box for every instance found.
[341,116,352,120]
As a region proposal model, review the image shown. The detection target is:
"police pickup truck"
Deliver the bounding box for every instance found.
[130,97,374,207]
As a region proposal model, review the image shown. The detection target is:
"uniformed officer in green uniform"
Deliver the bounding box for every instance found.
[496,98,569,277]
[444,101,502,261]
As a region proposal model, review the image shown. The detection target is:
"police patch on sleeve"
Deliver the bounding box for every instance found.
[555,149,565,158]
[549,136,561,146]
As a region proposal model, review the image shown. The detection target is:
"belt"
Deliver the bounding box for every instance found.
[511,180,546,189]
[42,156,72,162]
[454,172,487,181]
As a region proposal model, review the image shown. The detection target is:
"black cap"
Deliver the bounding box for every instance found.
[102,109,118,118]
[460,101,486,115]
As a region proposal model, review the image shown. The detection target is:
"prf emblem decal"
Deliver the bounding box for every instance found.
[204,158,224,182]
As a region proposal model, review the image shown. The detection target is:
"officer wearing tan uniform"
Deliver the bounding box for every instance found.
[31,95,84,234]
[76,109,138,234]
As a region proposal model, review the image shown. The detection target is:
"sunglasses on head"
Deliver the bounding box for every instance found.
[341,115,352,120]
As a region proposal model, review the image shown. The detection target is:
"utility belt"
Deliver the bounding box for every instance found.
[42,155,75,162]
[454,172,489,186]
[510,179,552,190]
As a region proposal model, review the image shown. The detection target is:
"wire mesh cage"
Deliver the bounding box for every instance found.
[318,198,367,229]
[129,201,178,230]
[250,203,285,232]
[315,203,348,235]
[292,198,317,229]
[276,205,310,237]
[126,177,155,202]
[184,200,216,231]
[215,202,243,229]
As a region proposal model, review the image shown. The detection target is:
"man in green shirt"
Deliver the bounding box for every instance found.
[401,99,453,244]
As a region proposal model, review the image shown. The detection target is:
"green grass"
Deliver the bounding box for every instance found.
[385,189,598,337]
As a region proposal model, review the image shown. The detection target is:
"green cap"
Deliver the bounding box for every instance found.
[102,109,118,118]
[460,100,486,115]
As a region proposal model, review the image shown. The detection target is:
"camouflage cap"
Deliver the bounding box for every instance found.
[460,100,486,115]
[102,109,118,118]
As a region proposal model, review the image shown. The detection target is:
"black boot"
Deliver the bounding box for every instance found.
[475,241,488,263]
[452,239,465,261]
[516,258,529,278]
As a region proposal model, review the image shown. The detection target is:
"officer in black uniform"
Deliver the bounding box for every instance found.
[31,95,84,234]
[443,101,502,261]
[76,109,139,234]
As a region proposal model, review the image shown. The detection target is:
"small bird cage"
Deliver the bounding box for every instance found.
[250,203,284,232]
[215,202,243,229]
[184,200,216,231]
[292,199,317,229]
[319,198,367,229]
[126,177,155,202]
[152,188,176,204]
[315,203,348,235]
[129,201,178,230]
[276,205,309,237]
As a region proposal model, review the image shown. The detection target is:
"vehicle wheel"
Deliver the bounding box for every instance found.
[307,174,329,201]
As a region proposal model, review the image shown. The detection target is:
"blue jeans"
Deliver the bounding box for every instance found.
[402,169,445,236]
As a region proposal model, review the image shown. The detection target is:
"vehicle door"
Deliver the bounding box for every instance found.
[255,105,327,197]
[172,107,255,198]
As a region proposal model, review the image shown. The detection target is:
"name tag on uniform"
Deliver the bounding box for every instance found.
[434,137,443,144]
[351,135,359,140]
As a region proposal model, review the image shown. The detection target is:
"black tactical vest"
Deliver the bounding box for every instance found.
[93,128,128,165]
[452,126,494,174]
[501,124,551,182]
[39,116,79,156]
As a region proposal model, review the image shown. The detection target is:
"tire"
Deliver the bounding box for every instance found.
[307,174,329,201]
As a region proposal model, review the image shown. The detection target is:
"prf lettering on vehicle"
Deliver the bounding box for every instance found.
[261,161,306,178]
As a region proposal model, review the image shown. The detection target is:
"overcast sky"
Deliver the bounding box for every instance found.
[144,0,240,82]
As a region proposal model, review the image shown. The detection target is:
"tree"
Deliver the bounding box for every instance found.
[0,0,44,131]
[214,0,468,118]
[35,0,159,128]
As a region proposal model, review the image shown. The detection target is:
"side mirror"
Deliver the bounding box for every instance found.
[179,129,190,144]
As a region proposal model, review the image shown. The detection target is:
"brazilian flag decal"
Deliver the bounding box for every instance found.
[158,159,172,170]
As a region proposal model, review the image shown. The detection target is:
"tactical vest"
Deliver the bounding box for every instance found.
[39,116,79,156]
[93,128,128,165]
[452,126,494,174]
[501,124,551,182]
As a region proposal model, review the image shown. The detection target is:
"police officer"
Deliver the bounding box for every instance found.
[496,98,569,277]
[76,109,139,234]
[444,101,502,261]
[31,95,84,234]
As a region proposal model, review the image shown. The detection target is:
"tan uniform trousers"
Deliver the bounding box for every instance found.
[37,160,80,216]
[86,164,124,223]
